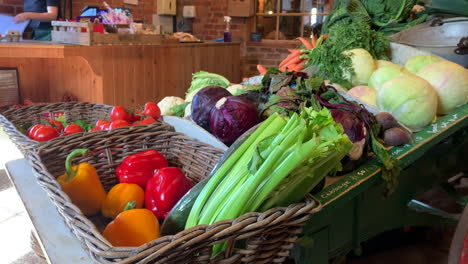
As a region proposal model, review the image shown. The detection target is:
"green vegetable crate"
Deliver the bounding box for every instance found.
[29,122,322,263]
[0,102,113,160]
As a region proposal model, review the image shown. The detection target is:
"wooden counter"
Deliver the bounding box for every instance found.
[0,41,241,108]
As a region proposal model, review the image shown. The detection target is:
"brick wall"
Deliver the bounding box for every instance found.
[176,0,253,41]
[0,0,22,15]
[242,40,301,78]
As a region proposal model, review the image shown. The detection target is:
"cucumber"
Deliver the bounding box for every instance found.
[160,177,208,236]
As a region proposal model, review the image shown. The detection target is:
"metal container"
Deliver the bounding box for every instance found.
[390,17,468,67]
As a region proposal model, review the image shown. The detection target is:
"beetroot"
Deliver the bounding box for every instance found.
[210,96,259,145]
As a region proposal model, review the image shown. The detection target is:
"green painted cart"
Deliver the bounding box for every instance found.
[291,104,468,263]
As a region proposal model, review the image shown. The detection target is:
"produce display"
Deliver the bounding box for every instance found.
[20,0,467,257]
[58,148,193,247]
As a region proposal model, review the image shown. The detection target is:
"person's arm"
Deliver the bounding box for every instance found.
[14,6,58,23]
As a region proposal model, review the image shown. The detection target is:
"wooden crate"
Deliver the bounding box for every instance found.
[51,21,163,46]
[0,68,20,106]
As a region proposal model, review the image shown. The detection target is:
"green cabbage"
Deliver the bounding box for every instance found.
[376,74,438,131]
[404,55,441,74]
[347,85,378,108]
[416,60,468,114]
[185,71,230,101]
[342,48,377,86]
[368,64,408,89]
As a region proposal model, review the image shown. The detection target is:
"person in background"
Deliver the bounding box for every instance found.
[13,0,59,40]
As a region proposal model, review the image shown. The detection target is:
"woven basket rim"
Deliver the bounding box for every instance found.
[0,102,114,159]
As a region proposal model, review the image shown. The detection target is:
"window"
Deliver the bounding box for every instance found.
[255,0,333,40]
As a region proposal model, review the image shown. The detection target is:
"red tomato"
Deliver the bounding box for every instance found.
[28,124,59,141]
[130,109,142,122]
[109,119,130,129]
[96,120,111,130]
[62,124,84,136]
[142,102,161,120]
[88,127,101,132]
[110,106,132,122]
[140,117,156,125]
[46,119,64,133]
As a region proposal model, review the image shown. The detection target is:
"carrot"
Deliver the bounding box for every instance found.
[288,49,300,53]
[283,56,302,68]
[279,50,302,67]
[279,66,286,72]
[290,61,306,72]
[311,34,317,48]
[297,37,313,49]
[279,54,293,67]
[279,53,297,67]
[257,64,267,75]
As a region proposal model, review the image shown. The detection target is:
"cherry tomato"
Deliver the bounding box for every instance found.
[110,106,132,122]
[88,127,101,132]
[28,124,59,141]
[96,120,111,130]
[130,109,142,122]
[62,124,84,136]
[109,119,130,130]
[142,102,161,120]
[140,117,156,125]
[46,119,64,133]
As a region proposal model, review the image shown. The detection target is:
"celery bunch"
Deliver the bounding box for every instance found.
[186,107,352,231]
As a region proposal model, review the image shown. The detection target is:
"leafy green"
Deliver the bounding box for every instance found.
[361,0,416,27]
[18,122,33,135]
[170,102,190,118]
[304,20,389,88]
[186,71,230,97]
[323,0,427,36]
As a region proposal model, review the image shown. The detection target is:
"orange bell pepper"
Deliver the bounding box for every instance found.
[101,183,144,219]
[57,149,106,216]
[103,201,160,247]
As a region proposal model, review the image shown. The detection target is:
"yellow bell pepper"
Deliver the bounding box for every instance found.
[57,149,106,216]
[103,201,160,247]
[101,183,144,219]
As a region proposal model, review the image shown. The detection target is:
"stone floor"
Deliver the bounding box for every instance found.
[0,127,458,264]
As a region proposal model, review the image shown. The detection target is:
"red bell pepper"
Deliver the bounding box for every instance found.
[115,150,168,189]
[145,167,193,219]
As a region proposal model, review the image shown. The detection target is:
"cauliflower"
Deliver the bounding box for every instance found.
[157,96,185,116]
[184,102,191,117]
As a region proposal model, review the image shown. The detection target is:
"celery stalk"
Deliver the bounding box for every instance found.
[186,113,286,228]
[209,124,306,224]
[245,137,320,212]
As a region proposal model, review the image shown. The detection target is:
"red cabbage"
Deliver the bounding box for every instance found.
[210,96,259,146]
[191,86,232,131]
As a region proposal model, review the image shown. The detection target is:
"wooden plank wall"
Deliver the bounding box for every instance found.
[0,43,241,108]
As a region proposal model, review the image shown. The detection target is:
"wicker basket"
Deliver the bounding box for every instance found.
[0,102,113,159]
[30,123,321,263]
